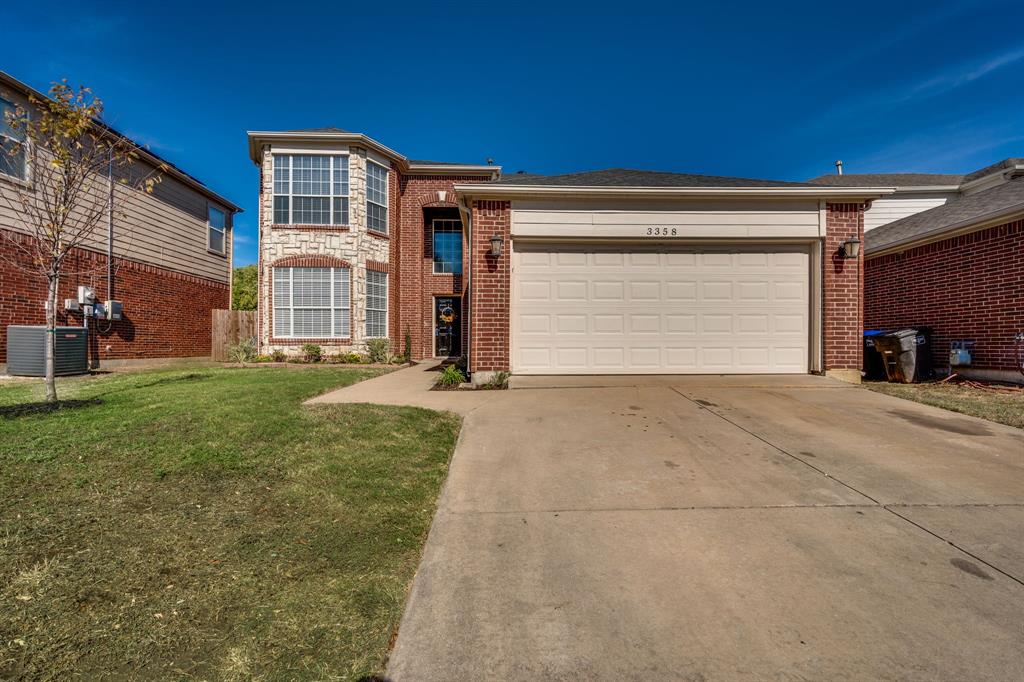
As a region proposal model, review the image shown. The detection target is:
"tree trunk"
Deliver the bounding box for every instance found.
[45,273,59,403]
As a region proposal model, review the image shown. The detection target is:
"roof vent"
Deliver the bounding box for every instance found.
[835,160,844,175]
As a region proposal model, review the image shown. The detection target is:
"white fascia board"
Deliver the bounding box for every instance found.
[891,185,962,192]
[247,131,407,167]
[406,164,502,178]
[959,164,1024,192]
[454,184,897,200]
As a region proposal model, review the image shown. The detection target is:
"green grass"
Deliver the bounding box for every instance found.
[864,380,1024,429]
[0,367,461,680]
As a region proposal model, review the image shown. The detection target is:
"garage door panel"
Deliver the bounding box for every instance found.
[512,245,809,374]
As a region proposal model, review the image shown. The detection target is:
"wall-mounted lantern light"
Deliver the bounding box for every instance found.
[489,234,504,257]
[839,238,861,259]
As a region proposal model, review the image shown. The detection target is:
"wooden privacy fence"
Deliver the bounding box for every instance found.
[211,310,257,361]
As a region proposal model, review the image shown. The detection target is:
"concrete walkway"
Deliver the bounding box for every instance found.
[377,372,1024,681]
[307,361,508,416]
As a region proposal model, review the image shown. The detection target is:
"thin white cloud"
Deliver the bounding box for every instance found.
[901,45,1024,102]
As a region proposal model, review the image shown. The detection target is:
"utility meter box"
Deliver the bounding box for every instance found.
[104,300,123,321]
[77,286,96,305]
[950,348,972,366]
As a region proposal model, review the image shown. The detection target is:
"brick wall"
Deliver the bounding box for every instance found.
[865,218,1024,373]
[823,203,865,374]
[0,228,228,364]
[397,175,489,360]
[468,200,511,372]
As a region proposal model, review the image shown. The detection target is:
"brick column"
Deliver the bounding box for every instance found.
[469,200,511,379]
[823,202,865,383]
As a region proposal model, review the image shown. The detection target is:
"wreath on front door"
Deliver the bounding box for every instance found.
[439,306,456,324]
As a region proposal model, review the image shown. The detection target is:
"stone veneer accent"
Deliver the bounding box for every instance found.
[258,144,390,353]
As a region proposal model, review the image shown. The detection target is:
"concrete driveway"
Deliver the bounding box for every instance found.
[329,369,1024,680]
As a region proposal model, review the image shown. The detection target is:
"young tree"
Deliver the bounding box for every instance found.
[0,82,164,402]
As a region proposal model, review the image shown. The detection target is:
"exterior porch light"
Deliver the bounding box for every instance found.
[489,234,504,257]
[840,238,861,259]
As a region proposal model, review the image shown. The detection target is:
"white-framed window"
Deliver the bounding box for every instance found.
[432,218,463,274]
[273,266,350,338]
[273,154,349,225]
[366,161,388,233]
[0,97,27,181]
[208,205,226,254]
[365,270,388,338]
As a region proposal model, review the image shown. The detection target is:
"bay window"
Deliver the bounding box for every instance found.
[366,161,388,233]
[273,154,349,225]
[273,266,350,338]
[365,270,388,338]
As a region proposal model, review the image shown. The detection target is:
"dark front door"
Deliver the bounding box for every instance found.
[435,297,461,357]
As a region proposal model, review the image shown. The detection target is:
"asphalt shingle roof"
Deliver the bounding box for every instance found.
[492,168,814,188]
[285,126,352,133]
[865,176,1024,253]
[807,173,964,187]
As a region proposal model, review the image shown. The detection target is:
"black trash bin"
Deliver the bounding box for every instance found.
[863,329,890,381]
[873,328,931,383]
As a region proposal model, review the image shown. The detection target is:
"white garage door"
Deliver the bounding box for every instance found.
[512,244,810,374]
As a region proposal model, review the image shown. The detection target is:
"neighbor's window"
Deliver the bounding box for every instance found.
[432,219,462,274]
[273,266,350,338]
[273,154,349,225]
[366,161,388,233]
[366,270,388,338]
[0,97,26,180]
[208,206,226,254]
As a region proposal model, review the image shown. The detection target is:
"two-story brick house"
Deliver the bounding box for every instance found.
[249,129,892,384]
[1,70,241,370]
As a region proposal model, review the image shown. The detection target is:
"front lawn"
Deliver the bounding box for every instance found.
[0,367,461,680]
[865,380,1024,429]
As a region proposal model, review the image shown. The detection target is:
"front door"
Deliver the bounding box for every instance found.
[435,297,462,357]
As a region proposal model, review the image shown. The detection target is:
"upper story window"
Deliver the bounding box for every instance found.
[366,161,388,234]
[208,206,226,254]
[273,154,349,226]
[432,219,462,274]
[273,266,351,338]
[0,97,26,181]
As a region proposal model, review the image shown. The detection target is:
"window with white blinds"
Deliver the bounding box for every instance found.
[366,161,388,233]
[273,154,349,225]
[366,270,388,338]
[273,267,350,338]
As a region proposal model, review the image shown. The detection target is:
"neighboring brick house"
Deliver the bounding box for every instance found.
[249,129,892,384]
[811,159,1024,383]
[0,70,241,370]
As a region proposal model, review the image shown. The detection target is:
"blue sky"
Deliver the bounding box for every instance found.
[7,0,1024,266]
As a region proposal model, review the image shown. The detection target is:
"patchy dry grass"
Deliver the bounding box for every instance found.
[865,380,1024,429]
[0,367,460,680]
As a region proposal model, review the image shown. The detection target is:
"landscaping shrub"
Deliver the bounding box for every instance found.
[253,354,272,363]
[343,352,367,364]
[301,344,323,363]
[435,364,466,389]
[404,330,412,363]
[481,371,510,390]
[367,339,391,364]
[270,349,287,363]
[226,338,257,363]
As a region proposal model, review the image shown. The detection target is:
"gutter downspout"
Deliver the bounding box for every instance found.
[107,149,114,301]
[458,195,473,375]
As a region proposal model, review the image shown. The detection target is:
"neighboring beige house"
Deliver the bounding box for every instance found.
[0,70,242,369]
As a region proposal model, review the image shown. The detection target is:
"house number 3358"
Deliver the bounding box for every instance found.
[646,227,678,236]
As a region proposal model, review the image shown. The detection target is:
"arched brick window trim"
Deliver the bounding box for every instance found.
[417,190,459,209]
[366,260,390,273]
[271,255,351,269]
